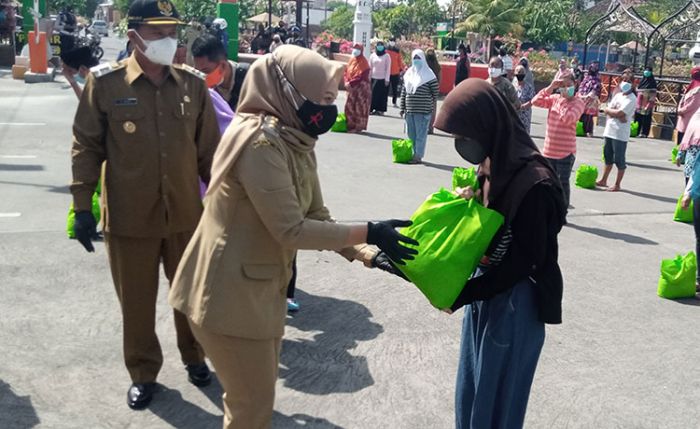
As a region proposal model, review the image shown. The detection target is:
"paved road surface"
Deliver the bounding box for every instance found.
[1,63,699,428]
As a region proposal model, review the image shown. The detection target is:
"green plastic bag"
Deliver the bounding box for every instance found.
[451,167,479,191]
[658,252,697,299]
[397,188,505,308]
[66,193,101,239]
[576,121,585,137]
[673,196,694,223]
[392,139,414,163]
[630,121,640,137]
[575,165,598,189]
[331,113,347,133]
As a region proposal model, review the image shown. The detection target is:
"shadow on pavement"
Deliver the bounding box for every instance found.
[272,412,345,428]
[626,162,680,173]
[0,380,40,429]
[422,161,459,172]
[0,180,70,194]
[279,290,383,395]
[200,374,225,412]
[149,385,221,428]
[619,189,678,204]
[565,223,658,245]
[672,296,700,306]
[0,164,44,172]
[361,131,396,141]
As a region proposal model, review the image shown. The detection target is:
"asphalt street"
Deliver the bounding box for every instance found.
[2,37,700,429]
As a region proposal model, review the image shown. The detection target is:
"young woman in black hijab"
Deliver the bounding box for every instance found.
[635,66,658,138]
[435,79,567,428]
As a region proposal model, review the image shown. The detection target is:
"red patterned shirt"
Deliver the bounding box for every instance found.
[532,89,586,159]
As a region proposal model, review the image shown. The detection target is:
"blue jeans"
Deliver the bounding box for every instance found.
[455,279,545,429]
[405,112,432,161]
[545,154,575,206]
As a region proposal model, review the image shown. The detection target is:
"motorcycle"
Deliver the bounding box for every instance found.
[76,27,103,60]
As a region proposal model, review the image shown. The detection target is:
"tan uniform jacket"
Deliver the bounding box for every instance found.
[169,121,372,340]
[70,56,221,237]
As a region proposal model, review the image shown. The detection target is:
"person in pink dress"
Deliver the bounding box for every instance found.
[677,66,700,145]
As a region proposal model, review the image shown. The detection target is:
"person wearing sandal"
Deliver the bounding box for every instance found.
[400,49,439,164]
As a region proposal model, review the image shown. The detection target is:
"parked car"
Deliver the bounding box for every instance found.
[90,20,108,37]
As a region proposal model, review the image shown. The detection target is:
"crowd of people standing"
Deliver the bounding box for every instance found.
[58,1,700,425]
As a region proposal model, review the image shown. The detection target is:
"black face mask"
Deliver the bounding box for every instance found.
[516,74,525,81]
[454,137,487,164]
[272,54,338,137]
[297,100,338,137]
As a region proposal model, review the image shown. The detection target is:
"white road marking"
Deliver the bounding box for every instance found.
[0,213,22,218]
[0,122,46,126]
[1,155,38,159]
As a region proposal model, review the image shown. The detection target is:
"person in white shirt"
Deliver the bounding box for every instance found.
[499,47,514,81]
[597,75,637,192]
[369,41,392,115]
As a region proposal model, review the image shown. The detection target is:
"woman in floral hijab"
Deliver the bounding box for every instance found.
[578,61,602,137]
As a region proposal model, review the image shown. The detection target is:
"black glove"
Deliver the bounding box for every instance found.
[371,252,409,281]
[74,210,97,253]
[366,219,418,265]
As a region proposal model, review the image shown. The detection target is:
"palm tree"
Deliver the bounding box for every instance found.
[457,0,524,59]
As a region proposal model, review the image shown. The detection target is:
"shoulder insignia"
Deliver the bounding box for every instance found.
[176,64,206,80]
[260,115,281,140]
[252,134,272,149]
[90,62,123,78]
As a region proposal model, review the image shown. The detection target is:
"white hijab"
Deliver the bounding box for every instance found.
[404,49,437,94]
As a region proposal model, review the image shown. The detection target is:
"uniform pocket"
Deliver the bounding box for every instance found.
[242,263,280,280]
[108,107,146,141]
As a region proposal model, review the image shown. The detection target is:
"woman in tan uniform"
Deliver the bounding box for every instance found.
[169,45,416,428]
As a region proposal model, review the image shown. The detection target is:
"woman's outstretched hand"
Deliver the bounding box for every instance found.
[366,220,418,265]
[371,252,409,281]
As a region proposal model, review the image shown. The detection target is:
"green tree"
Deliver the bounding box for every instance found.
[375,5,412,38]
[522,0,581,45]
[374,0,442,38]
[174,0,217,21]
[50,0,100,18]
[326,1,347,11]
[637,0,690,24]
[411,0,442,35]
[114,0,132,15]
[321,5,354,40]
[458,0,523,38]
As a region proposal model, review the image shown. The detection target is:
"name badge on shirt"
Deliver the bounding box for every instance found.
[114,98,138,106]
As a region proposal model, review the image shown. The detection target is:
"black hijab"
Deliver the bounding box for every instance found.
[434,79,566,224]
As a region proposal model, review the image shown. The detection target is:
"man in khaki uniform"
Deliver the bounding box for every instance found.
[70,0,221,410]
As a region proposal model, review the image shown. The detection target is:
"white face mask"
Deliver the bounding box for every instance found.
[352,49,361,57]
[489,67,503,78]
[135,32,178,66]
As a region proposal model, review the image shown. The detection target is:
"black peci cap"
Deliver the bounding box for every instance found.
[127,0,183,26]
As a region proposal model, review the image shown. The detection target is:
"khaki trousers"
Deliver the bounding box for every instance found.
[190,322,281,429]
[105,231,204,383]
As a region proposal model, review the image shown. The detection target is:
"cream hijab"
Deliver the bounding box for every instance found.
[207,45,344,196]
[403,49,437,94]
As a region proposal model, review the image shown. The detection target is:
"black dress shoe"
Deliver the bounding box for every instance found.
[186,363,212,387]
[127,382,156,410]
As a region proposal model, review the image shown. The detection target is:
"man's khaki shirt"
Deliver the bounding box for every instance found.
[70,56,221,237]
